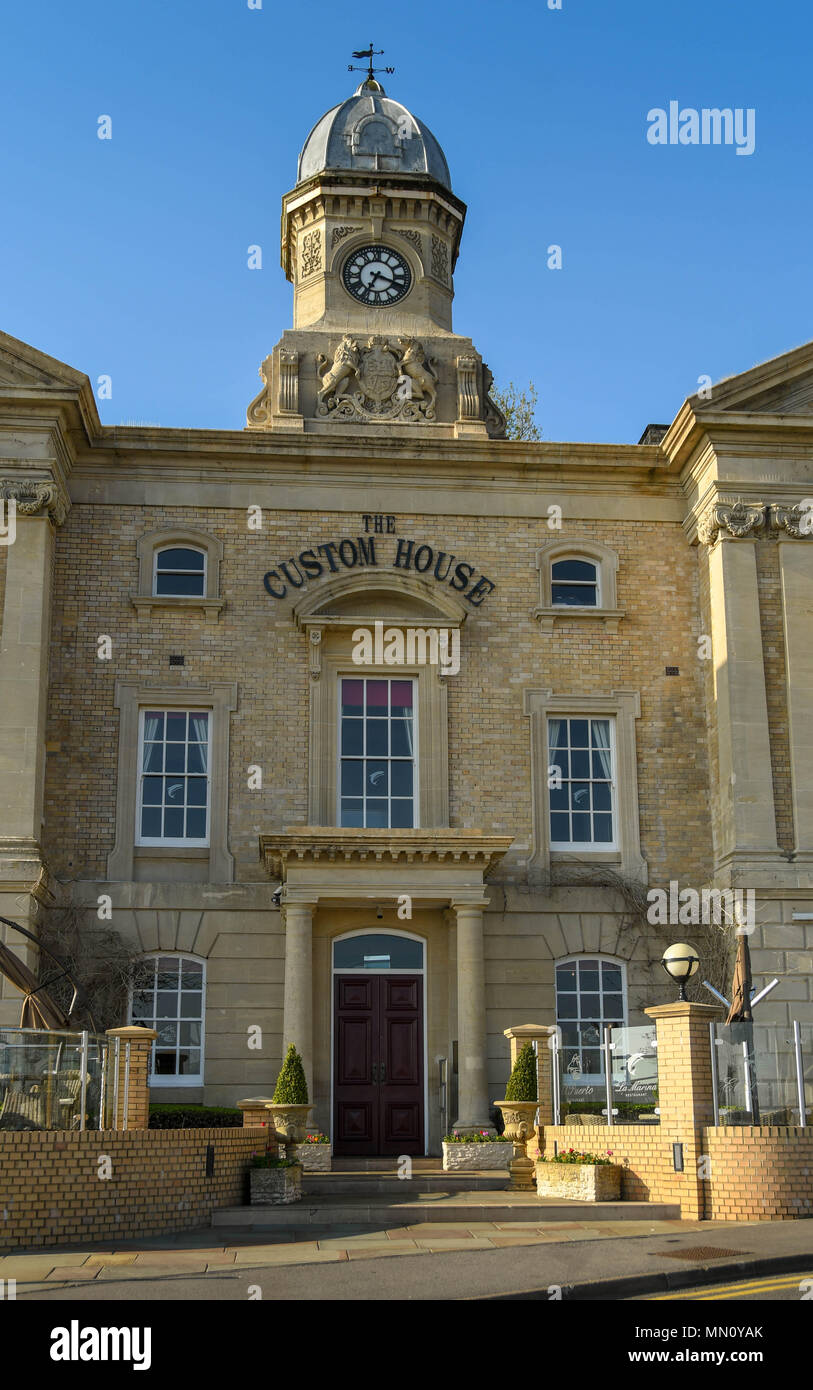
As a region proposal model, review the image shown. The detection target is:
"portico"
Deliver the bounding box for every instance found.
[260,828,512,1153]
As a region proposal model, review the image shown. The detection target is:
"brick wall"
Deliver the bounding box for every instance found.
[43,505,713,886]
[0,1126,265,1252]
[701,1125,813,1220]
[539,1122,813,1220]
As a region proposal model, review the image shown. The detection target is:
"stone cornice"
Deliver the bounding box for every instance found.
[260,828,514,879]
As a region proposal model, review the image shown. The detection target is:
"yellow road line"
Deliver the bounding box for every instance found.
[649,1273,812,1300]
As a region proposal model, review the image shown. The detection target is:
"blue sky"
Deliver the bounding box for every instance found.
[2,0,811,442]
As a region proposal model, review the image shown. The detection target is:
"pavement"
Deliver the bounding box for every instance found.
[2,1215,811,1300]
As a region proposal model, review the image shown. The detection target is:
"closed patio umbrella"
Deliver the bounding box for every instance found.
[725,930,758,1121]
[0,939,72,1029]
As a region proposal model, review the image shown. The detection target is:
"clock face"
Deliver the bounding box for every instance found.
[342,245,412,306]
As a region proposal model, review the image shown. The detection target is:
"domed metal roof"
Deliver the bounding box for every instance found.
[297,78,451,190]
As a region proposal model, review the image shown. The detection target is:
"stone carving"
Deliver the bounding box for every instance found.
[331,225,361,248]
[246,355,273,428]
[772,502,813,538]
[278,349,300,415]
[316,335,437,423]
[300,229,322,277]
[697,500,767,545]
[309,627,322,682]
[456,356,480,421]
[431,234,448,282]
[395,229,422,254]
[482,363,507,440]
[0,478,68,526]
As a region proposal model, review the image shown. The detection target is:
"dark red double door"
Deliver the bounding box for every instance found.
[333,974,424,1156]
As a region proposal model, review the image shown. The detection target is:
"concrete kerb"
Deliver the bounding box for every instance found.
[476,1251,813,1301]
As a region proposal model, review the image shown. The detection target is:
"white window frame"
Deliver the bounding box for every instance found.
[136,707,212,848]
[152,544,207,599]
[533,538,622,633]
[554,954,629,1084]
[523,687,647,883]
[336,675,420,829]
[129,951,206,1087]
[547,714,618,852]
[550,556,600,608]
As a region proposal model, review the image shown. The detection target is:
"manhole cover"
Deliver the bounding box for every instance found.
[659,1246,750,1262]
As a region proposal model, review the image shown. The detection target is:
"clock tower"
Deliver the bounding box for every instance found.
[247,71,505,438]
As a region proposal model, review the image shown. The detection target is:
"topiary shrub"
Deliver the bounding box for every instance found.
[504,1042,538,1102]
[272,1043,309,1105]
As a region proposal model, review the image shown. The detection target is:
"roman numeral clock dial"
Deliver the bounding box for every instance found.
[342,245,412,305]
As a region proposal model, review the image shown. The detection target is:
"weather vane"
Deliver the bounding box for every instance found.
[348,44,395,81]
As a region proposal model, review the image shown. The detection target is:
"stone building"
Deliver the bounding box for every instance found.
[1,74,812,1155]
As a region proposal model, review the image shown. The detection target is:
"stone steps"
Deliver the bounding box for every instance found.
[213,1192,680,1228]
[301,1171,508,1196]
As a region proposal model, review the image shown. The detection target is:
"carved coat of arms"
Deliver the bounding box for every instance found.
[316,335,438,422]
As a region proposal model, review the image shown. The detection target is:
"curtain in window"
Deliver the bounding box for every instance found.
[143,713,161,743]
[189,714,210,771]
[548,717,565,751]
[591,719,612,778]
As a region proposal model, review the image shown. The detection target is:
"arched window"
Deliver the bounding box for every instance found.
[551,558,598,607]
[153,546,206,597]
[130,953,205,1085]
[555,956,627,1086]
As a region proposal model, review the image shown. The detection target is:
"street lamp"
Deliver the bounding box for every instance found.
[661,942,700,1002]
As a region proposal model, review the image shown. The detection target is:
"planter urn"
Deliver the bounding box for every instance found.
[494,1100,538,1191]
[267,1103,313,1155]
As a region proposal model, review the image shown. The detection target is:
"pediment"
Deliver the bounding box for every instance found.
[694,339,813,416]
[0,330,87,392]
[293,570,469,628]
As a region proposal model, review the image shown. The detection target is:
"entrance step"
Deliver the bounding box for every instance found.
[301,1171,508,1196]
[213,1193,680,1228]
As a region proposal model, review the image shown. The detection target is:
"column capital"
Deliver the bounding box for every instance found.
[449,897,489,914]
[0,476,69,527]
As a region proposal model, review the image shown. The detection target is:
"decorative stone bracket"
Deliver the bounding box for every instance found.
[246,349,301,429]
[0,478,69,526]
[697,499,813,544]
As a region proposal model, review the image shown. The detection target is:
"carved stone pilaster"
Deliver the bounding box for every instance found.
[309,628,322,682]
[456,356,480,421]
[771,502,813,538]
[0,478,69,526]
[278,350,300,415]
[696,500,767,545]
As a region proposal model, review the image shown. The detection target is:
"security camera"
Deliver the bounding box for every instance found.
[271,886,282,907]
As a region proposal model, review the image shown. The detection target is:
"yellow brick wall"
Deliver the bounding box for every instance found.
[0,1126,265,1252]
[43,505,713,886]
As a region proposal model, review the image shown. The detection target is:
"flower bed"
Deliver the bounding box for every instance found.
[535,1148,620,1201]
[292,1135,332,1171]
[442,1132,511,1172]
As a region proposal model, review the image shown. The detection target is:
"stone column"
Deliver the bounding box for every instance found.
[0,497,62,1026]
[777,541,813,856]
[105,1026,158,1130]
[706,538,778,867]
[644,1001,723,1219]
[281,899,316,1116]
[452,899,494,1133]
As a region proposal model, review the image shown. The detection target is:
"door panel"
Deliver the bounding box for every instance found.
[334,972,423,1156]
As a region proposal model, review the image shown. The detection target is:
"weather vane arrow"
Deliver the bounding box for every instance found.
[348,43,395,80]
